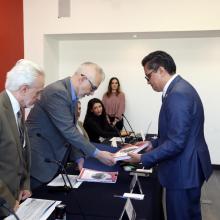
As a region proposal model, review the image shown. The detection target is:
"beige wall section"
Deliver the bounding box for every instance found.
[57,37,220,165]
[24,0,220,65]
[23,0,220,164]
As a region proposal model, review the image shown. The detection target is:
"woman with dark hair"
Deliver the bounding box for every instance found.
[102,77,125,131]
[83,98,126,143]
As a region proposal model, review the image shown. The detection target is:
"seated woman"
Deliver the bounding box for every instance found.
[84,98,127,143]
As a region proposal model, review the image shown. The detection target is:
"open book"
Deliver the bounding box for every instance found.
[77,168,118,183]
[113,142,149,161]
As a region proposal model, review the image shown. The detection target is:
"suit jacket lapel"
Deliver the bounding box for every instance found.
[2,92,23,159]
[159,76,183,137]
[64,77,77,124]
[163,75,182,103]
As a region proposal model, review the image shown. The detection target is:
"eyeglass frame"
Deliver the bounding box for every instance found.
[144,69,156,81]
[81,74,98,92]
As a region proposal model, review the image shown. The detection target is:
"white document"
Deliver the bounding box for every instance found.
[111,138,118,147]
[47,174,82,188]
[136,168,153,174]
[5,198,61,220]
[123,193,145,200]
[110,137,125,142]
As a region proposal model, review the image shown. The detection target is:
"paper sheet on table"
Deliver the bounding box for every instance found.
[110,137,125,142]
[123,193,145,200]
[111,138,118,147]
[47,174,82,188]
[5,198,61,220]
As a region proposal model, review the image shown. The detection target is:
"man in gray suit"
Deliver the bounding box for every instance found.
[0,59,45,217]
[26,62,116,188]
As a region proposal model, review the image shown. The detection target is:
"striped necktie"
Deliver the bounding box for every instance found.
[17,108,25,147]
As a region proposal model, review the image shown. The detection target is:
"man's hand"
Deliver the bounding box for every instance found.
[19,190,32,202]
[77,158,84,171]
[13,200,20,212]
[144,141,153,152]
[95,151,116,166]
[135,141,153,152]
[126,153,141,163]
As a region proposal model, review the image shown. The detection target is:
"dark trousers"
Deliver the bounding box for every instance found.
[166,187,202,220]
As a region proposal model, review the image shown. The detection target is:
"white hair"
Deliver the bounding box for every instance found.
[5,59,44,91]
[75,62,105,81]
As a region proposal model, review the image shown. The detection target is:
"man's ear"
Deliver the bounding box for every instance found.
[158,66,167,77]
[79,74,86,84]
[18,84,29,94]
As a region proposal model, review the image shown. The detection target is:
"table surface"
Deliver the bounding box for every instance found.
[31,143,164,220]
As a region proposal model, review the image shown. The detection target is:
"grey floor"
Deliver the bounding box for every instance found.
[201,169,220,220]
[162,170,220,220]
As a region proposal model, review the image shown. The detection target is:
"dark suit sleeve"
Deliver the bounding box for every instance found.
[141,92,193,168]
[0,180,16,209]
[42,89,96,157]
[0,117,16,209]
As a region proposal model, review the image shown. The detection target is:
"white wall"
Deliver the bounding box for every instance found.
[57,37,220,164]
[24,0,220,66]
[23,0,220,164]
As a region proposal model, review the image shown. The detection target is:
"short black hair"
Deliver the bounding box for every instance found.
[141,51,176,75]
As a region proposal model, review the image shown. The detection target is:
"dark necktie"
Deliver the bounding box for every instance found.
[17,108,25,147]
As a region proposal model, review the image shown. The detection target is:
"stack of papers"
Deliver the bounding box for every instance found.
[5,198,61,220]
[77,168,118,183]
[113,142,149,161]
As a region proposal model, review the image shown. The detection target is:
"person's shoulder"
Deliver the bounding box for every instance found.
[0,90,6,102]
[0,91,10,110]
[118,91,125,97]
[47,78,67,90]
[43,78,69,96]
[102,92,108,98]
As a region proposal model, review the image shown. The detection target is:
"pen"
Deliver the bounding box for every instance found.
[113,195,125,199]
[39,200,56,218]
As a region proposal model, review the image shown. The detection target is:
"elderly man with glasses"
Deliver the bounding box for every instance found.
[26,62,116,189]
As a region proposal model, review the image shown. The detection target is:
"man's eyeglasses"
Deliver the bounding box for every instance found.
[81,74,97,92]
[145,70,155,81]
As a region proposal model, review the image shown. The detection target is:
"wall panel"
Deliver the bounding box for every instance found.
[0,0,24,91]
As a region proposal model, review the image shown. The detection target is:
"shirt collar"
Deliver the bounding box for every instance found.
[6,89,20,116]
[70,79,78,102]
[163,73,178,97]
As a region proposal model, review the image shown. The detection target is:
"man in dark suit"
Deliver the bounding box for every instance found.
[0,59,45,217]
[128,51,212,220]
[26,62,116,188]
